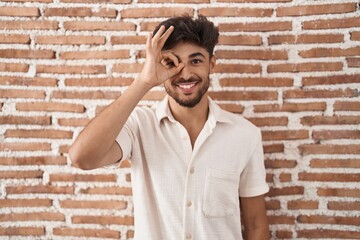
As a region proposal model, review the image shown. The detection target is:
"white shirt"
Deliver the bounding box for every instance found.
[116,96,269,240]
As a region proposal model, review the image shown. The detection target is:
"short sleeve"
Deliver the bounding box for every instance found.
[115,112,138,162]
[239,130,269,197]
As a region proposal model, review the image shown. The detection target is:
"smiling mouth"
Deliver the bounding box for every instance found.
[175,81,198,93]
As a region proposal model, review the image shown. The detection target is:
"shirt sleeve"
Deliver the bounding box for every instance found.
[239,129,269,197]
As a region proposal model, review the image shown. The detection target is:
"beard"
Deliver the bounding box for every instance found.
[164,75,210,108]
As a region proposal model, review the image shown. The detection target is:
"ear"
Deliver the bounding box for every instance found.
[210,55,216,73]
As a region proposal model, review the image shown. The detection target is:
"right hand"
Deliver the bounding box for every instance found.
[137,25,185,88]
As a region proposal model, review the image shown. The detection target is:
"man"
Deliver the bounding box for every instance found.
[69,15,269,240]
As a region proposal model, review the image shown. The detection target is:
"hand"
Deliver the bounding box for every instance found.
[138,25,184,88]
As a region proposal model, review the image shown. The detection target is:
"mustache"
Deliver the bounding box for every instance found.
[173,76,200,85]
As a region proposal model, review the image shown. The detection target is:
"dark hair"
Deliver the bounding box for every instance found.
[153,15,219,56]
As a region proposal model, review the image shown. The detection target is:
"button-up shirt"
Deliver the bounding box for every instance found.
[116,96,269,240]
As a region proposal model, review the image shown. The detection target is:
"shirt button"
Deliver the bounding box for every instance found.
[187,201,192,207]
[189,167,195,174]
[186,233,192,239]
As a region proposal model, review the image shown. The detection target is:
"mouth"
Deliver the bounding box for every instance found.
[175,81,198,94]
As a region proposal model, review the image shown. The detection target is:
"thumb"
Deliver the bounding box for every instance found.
[167,62,184,78]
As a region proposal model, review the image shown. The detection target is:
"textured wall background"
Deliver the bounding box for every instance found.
[0,0,359,239]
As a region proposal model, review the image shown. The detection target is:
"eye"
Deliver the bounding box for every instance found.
[192,59,202,64]
[166,61,175,67]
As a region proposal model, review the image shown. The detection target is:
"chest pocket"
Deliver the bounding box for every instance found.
[202,168,239,218]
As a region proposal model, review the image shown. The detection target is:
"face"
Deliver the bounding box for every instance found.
[162,42,215,108]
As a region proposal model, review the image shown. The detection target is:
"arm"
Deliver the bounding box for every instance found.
[240,194,269,240]
[69,26,184,170]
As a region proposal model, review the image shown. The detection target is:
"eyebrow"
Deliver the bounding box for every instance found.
[172,52,206,62]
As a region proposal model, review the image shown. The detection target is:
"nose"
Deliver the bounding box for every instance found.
[179,64,192,80]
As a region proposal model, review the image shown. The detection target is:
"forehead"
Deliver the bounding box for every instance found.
[162,42,210,60]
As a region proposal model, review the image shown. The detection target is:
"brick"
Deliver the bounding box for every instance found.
[288,200,318,210]
[268,62,343,73]
[268,34,344,45]
[328,201,360,211]
[277,3,356,17]
[267,186,304,197]
[334,101,360,111]
[0,227,45,236]
[297,215,360,226]
[113,63,144,73]
[209,91,277,101]
[299,172,360,182]
[310,159,360,168]
[0,170,43,179]
[347,57,360,67]
[142,91,166,101]
[0,49,55,59]
[264,144,284,153]
[0,21,58,30]
[16,102,85,113]
[6,185,74,194]
[299,144,360,155]
[59,145,70,154]
[276,231,293,239]
[0,142,51,151]
[0,89,45,99]
[219,0,291,2]
[0,76,57,87]
[247,117,288,126]
[351,31,360,41]
[279,173,292,182]
[50,173,117,182]
[219,21,291,32]
[2,0,51,2]
[313,130,360,140]
[302,74,360,86]
[126,173,131,182]
[80,187,132,195]
[220,77,293,87]
[303,17,360,30]
[139,0,207,2]
[0,34,30,44]
[0,156,66,165]
[318,188,360,198]
[300,47,360,58]
[60,50,130,60]
[0,212,65,222]
[214,64,261,73]
[140,21,159,32]
[254,102,326,112]
[0,7,40,17]
[64,21,135,31]
[60,200,126,209]
[216,49,288,60]
[0,63,29,72]
[5,129,73,139]
[266,173,274,183]
[53,227,120,238]
[265,159,296,169]
[58,118,90,127]
[218,35,262,46]
[51,90,120,99]
[298,229,360,239]
[268,215,295,224]
[0,199,52,208]
[72,215,134,225]
[262,130,309,140]
[0,116,50,125]
[44,7,92,17]
[61,0,129,2]
[266,200,280,210]
[37,65,106,74]
[121,7,193,18]
[35,35,105,45]
[127,230,135,238]
[93,8,118,18]
[111,35,146,45]
[219,104,244,114]
[284,88,358,99]
[65,77,133,87]
[199,7,272,17]
[301,116,360,125]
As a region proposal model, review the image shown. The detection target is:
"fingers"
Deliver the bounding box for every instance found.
[158,26,174,50]
[161,52,179,68]
[151,25,174,50]
[167,62,184,78]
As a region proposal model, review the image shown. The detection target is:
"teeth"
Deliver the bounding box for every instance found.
[178,83,196,89]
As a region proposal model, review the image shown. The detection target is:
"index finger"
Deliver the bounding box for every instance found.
[158,26,174,50]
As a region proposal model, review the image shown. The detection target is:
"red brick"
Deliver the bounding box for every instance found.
[218,35,262,46]
[64,21,135,31]
[0,34,30,44]
[347,57,360,67]
[65,77,133,87]
[265,159,296,169]
[313,130,360,140]
[50,173,117,182]
[266,200,280,210]
[267,186,304,197]
[3,0,51,2]
[0,170,43,179]
[247,117,288,127]
[299,172,360,182]
[0,89,45,99]
[0,21,58,30]
[113,63,143,73]
[302,74,360,86]
[351,31,360,41]
[0,76,57,87]
[298,229,360,239]
[279,173,292,182]
[300,47,360,58]
[0,227,45,236]
[140,21,159,32]
[303,17,360,30]
[268,215,295,224]
[142,91,166,101]
[297,215,360,226]
[219,104,244,113]
[58,118,90,127]
[334,101,360,111]
[268,62,343,73]
[72,215,134,225]
[214,64,261,73]
[0,63,29,72]
[6,185,74,194]
[301,116,360,125]
[219,21,291,32]
[80,187,132,195]
[61,0,129,2]
[35,35,105,45]
[111,35,146,45]
[277,3,356,17]
[268,34,344,45]
[51,90,120,100]
[328,201,360,211]
[209,91,277,101]
[127,230,135,238]
[262,130,309,140]
[220,77,293,87]
[199,7,272,17]
[284,88,358,99]
[299,144,360,155]
[310,159,360,168]
[0,142,51,152]
[0,7,40,17]
[0,116,50,125]
[44,7,92,17]
[264,144,284,153]
[0,199,52,208]
[16,102,85,113]
[37,65,106,74]
[288,200,318,210]
[0,212,64,222]
[0,156,66,166]
[60,50,130,60]
[218,0,290,2]
[216,49,288,60]
[254,102,326,112]
[53,227,120,238]
[276,231,293,239]
[60,200,126,209]
[318,188,360,198]
[6,129,73,139]
[121,7,193,18]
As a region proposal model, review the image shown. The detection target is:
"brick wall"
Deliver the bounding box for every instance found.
[0,0,359,239]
